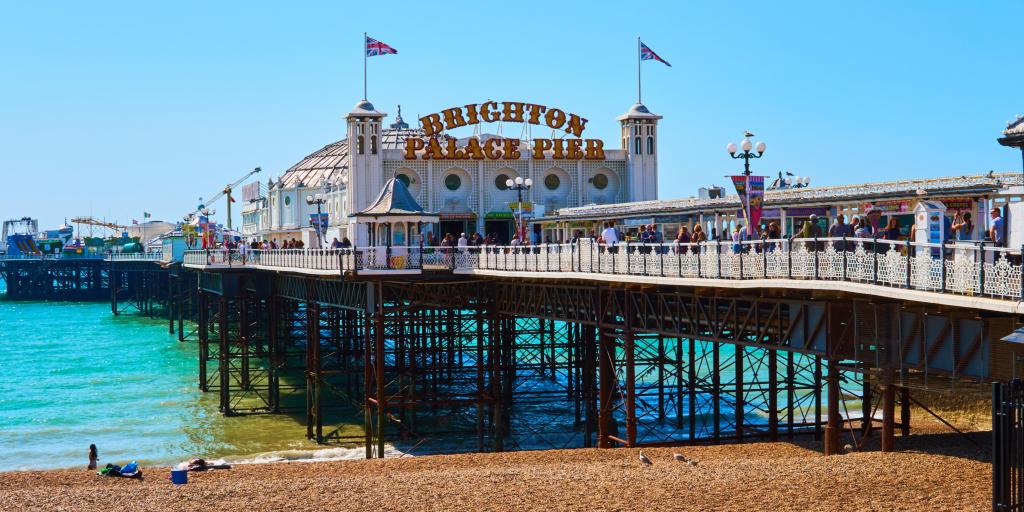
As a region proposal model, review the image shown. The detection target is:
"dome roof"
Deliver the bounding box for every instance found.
[277,128,426,189]
[349,99,384,117]
[617,102,663,121]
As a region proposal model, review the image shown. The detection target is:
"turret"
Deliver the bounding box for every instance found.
[618,103,662,202]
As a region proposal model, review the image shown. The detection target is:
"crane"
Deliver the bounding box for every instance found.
[187,167,262,230]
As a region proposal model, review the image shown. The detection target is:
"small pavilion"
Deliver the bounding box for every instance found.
[351,177,438,247]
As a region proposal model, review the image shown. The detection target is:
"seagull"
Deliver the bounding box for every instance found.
[673,453,688,462]
[843,444,854,453]
[638,451,653,466]
[687,459,698,467]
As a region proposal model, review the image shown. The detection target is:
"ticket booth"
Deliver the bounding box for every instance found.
[913,200,947,245]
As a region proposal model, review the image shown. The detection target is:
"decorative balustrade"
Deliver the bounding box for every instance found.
[105,252,164,262]
[183,246,432,273]
[464,237,1024,302]
[180,238,1024,302]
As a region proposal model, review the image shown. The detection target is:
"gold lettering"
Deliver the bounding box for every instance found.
[544,108,566,130]
[524,103,547,125]
[584,139,605,160]
[444,138,461,159]
[551,139,565,159]
[565,114,589,137]
[532,139,552,159]
[404,138,424,159]
[463,103,480,125]
[502,138,522,160]
[425,137,445,160]
[483,138,503,159]
[480,101,500,122]
[565,138,584,160]
[501,102,524,123]
[420,114,445,137]
[442,107,467,130]
[464,138,484,160]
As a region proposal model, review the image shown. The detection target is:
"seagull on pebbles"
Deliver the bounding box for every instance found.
[638,451,653,466]
[673,453,688,462]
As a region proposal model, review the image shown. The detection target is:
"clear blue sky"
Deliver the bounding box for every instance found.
[1,1,1020,230]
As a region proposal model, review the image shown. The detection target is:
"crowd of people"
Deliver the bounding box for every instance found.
[205,207,1006,256]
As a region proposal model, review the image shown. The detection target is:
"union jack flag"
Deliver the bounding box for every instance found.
[366,36,398,57]
[640,41,670,67]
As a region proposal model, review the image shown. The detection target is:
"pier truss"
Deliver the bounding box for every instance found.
[175,268,1011,457]
[0,258,109,300]
[109,260,170,317]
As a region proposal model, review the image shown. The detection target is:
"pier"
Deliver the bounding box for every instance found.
[166,231,1019,458]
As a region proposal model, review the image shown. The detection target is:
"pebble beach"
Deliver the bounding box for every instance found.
[0,429,990,512]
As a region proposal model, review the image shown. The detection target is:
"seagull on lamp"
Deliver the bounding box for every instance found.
[638,451,653,466]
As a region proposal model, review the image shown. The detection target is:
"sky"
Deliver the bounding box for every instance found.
[1,1,1021,230]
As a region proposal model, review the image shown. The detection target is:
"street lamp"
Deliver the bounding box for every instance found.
[726,131,766,176]
[306,193,327,248]
[505,176,533,242]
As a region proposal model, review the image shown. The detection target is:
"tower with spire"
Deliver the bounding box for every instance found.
[346,99,386,245]
[618,102,661,202]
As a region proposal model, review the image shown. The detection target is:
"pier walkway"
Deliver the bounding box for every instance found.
[183,237,1024,314]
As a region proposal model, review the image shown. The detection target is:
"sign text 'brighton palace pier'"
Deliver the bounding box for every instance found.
[404,101,606,161]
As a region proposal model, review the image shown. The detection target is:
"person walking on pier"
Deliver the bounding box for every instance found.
[674,225,691,254]
[952,210,973,241]
[600,222,618,253]
[829,215,853,251]
[989,208,1004,247]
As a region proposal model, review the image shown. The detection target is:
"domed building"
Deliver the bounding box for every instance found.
[241,99,662,246]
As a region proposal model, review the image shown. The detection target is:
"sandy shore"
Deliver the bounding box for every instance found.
[0,429,991,512]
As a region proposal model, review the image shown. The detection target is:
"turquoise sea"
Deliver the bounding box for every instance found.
[0,293,374,472]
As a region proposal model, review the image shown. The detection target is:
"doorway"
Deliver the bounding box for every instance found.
[485,220,513,244]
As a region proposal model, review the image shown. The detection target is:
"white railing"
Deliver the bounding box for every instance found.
[179,238,1024,302]
[462,237,1024,302]
[106,252,164,262]
[183,246,435,273]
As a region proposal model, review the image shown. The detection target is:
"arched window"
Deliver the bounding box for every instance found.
[371,135,378,155]
[357,135,365,155]
[634,137,642,155]
[647,136,654,155]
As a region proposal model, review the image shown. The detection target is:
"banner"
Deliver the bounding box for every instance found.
[748,176,765,235]
[731,175,766,235]
[309,213,329,231]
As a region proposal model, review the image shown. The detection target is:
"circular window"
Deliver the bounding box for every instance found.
[592,174,609,190]
[445,174,462,191]
[544,174,560,191]
[495,174,510,190]
[284,196,292,206]
[396,174,411,187]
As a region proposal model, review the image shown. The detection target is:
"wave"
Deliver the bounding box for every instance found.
[216,444,407,465]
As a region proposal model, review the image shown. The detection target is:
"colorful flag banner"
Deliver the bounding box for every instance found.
[731,175,766,235]
[640,41,671,67]
[748,176,765,235]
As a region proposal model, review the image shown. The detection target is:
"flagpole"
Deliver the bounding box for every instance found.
[637,36,641,104]
[366,32,370,100]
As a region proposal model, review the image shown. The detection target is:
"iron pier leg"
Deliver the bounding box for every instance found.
[824,358,841,455]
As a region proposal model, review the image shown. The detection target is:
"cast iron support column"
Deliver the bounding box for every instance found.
[198,291,209,391]
[624,301,637,447]
[824,358,841,455]
[881,370,896,452]
[900,387,911,436]
[219,297,230,415]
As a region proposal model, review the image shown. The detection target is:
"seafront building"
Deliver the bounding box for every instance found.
[241,100,662,246]
[537,172,1024,243]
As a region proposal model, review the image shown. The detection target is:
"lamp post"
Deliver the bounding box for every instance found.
[199,207,216,248]
[727,132,767,236]
[306,193,327,248]
[505,176,533,242]
[726,131,767,176]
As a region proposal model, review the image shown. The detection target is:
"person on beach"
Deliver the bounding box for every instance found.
[88,444,98,470]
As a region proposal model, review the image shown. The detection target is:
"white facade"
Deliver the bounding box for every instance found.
[241,100,661,246]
